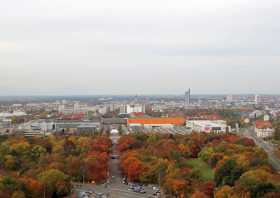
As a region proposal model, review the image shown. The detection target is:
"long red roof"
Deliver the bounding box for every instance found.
[127,117,185,125]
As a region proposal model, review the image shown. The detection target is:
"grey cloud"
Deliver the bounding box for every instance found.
[0,0,280,95]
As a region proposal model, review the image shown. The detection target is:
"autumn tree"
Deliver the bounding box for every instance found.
[215,159,244,187]
[117,135,136,152]
[38,169,71,197]
[237,169,280,198]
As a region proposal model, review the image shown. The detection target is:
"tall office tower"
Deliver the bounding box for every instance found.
[185,88,191,106]
[255,94,260,105]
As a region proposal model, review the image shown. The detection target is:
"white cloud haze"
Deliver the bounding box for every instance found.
[0,0,280,95]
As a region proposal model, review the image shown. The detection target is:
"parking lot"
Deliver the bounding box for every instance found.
[73,166,160,198]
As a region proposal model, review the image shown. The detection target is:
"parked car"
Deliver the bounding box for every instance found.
[134,188,146,194]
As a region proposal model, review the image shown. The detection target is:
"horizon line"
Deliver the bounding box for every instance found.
[0,93,279,97]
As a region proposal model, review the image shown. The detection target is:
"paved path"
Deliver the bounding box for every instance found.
[73,134,158,198]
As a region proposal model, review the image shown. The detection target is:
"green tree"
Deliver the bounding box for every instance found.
[198,147,214,163]
[30,145,47,160]
[238,169,279,198]
[4,155,19,170]
[38,169,71,197]
[215,159,244,187]
[0,176,22,193]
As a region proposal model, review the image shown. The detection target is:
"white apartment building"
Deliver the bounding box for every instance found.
[120,104,145,114]
[73,102,88,113]
[58,102,88,114]
[58,104,74,114]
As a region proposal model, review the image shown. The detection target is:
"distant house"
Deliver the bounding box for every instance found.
[255,120,275,138]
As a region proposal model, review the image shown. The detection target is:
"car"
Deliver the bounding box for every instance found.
[132,185,146,193]
[133,188,146,194]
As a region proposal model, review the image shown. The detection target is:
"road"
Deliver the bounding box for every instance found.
[73,133,159,198]
[240,127,280,172]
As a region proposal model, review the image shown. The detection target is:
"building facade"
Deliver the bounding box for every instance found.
[186,120,230,133]
[120,104,145,114]
[255,120,275,138]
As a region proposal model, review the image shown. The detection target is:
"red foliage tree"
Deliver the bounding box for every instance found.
[199,181,215,197]
[121,151,144,181]
[85,151,109,182]
[117,135,136,152]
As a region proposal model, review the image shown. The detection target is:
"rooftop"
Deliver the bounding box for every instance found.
[128,117,185,125]
[255,120,273,129]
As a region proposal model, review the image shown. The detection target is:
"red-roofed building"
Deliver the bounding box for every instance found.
[255,120,275,138]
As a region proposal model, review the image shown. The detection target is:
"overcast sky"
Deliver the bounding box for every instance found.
[0,0,279,95]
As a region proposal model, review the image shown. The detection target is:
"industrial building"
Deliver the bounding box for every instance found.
[55,121,100,134]
[186,120,230,133]
[127,117,185,129]
[30,120,55,131]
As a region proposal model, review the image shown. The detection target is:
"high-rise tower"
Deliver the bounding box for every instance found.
[255,94,260,105]
[185,89,191,106]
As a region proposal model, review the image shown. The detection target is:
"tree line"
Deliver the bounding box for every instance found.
[0,135,111,198]
[118,132,280,198]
